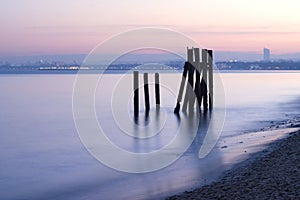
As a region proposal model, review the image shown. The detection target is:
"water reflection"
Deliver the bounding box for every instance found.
[130,105,216,158]
[1,72,299,199]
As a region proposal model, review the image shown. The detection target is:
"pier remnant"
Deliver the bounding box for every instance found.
[174,62,189,114]
[208,50,213,110]
[194,48,202,111]
[182,48,194,112]
[133,71,161,115]
[201,49,208,112]
[155,73,160,105]
[134,71,139,116]
[144,73,150,112]
[174,47,214,114]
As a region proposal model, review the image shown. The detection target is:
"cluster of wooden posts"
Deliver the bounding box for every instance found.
[174,48,214,114]
[133,72,160,117]
[133,47,213,117]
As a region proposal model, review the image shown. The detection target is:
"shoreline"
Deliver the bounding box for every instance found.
[167,126,300,199]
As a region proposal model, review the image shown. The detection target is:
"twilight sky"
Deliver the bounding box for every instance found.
[1,0,300,56]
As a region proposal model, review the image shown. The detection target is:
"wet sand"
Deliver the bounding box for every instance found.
[167,127,300,199]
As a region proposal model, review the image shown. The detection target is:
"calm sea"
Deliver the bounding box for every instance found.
[0,71,299,199]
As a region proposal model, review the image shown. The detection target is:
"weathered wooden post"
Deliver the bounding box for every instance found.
[155,73,160,106]
[187,60,195,113]
[201,49,208,111]
[144,73,150,112]
[133,71,139,116]
[193,48,201,111]
[174,62,189,114]
[182,48,194,112]
[208,50,213,110]
[174,47,214,114]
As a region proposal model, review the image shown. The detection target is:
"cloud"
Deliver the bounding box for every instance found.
[186,31,300,35]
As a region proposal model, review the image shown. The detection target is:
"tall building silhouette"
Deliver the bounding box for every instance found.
[263,48,270,61]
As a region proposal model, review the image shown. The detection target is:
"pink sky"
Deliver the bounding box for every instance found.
[1,0,300,56]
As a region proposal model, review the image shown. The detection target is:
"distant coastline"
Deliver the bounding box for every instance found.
[1,60,300,74]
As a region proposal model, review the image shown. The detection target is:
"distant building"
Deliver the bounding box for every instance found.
[263,48,270,61]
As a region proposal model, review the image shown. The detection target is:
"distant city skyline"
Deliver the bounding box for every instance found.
[1,0,300,56]
[264,48,271,61]
[2,50,300,65]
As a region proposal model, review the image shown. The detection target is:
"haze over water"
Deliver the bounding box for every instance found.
[0,71,299,199]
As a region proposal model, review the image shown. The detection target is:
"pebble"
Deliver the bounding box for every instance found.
[167,131,300,200]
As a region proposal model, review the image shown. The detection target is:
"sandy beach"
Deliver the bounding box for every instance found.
[167,126,300,199]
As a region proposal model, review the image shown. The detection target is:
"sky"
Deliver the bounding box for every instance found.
[1,0,300,56]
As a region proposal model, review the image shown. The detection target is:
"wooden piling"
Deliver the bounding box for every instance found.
[174,47,214,115]
[174,62,189,114]
[155,73,160,105]
[182,63,190,112]
[187,62,195,113]
[144,73,150,112]
[182,48,194,112]
[201,49,208,111]
[187,47,194,62]
[208,50,213,110]
[193,48,202,111]
[133,71,139,116]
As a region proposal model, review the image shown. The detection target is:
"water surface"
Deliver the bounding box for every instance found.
[0,71,299,199]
